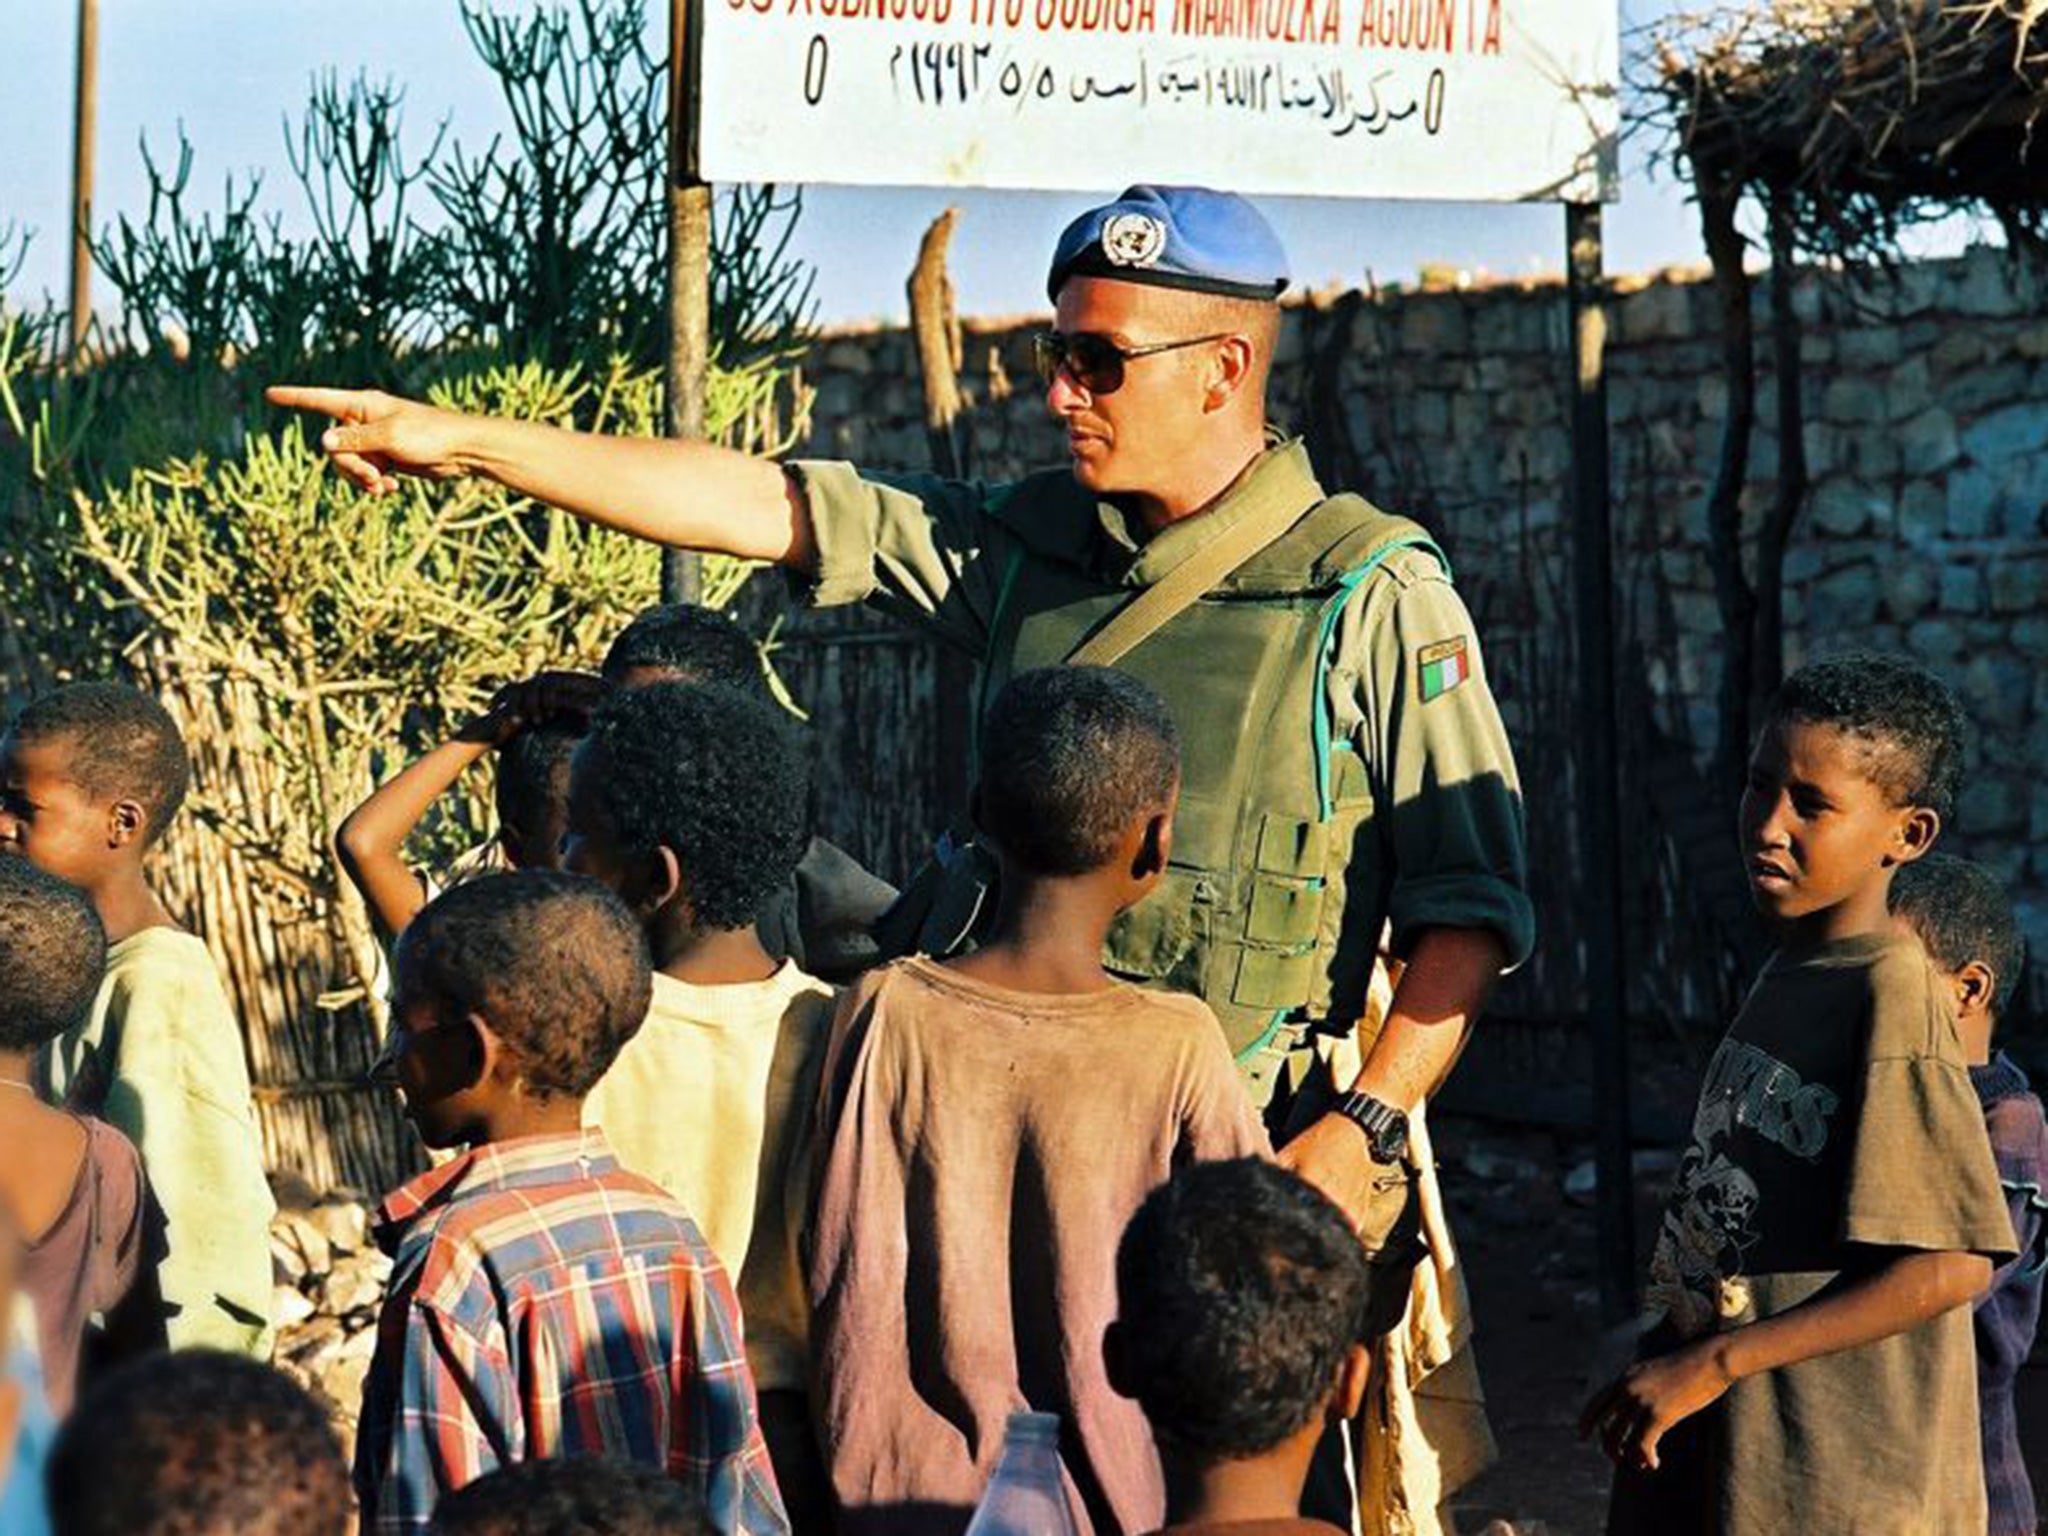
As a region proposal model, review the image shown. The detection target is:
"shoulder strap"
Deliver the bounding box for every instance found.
[1065,484,1320,667]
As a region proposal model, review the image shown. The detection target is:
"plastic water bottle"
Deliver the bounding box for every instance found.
[962,1411,1080,1536]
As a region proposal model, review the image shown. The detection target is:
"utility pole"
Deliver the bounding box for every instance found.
[68,0,98,361]
[663,0,709,604]
[1566,200,1635,1323]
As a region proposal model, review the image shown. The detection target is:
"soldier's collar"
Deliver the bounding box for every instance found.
[1113,437,1323,589]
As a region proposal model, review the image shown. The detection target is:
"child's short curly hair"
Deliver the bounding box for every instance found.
[430,1457,714,1536]
[1766,651,1966,821]
[977,667,1180,877]
[1891,852,2027,1018]
[48,1349,351,1536]
[1114,1157,1373,1459]
[583,682,810,931]
[9,682,191,844]
[494,722,581,840]
[0,858,106,1053]
[396,871,653,1099]
[600,602,766,695]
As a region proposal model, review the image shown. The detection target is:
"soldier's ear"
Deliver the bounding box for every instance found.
[1205,335,1255,412]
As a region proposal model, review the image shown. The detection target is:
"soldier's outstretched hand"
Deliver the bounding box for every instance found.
[266,385,472,495]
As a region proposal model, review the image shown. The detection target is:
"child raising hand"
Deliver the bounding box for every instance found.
[336,670,605,941]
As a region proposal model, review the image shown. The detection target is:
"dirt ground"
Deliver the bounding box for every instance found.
[1433,1116,1623,1536]
[1428,1111,2048,1536]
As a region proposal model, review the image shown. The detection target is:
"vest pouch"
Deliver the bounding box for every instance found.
[1246,811,1330,947]
[1253,811,1329,879]
[1231,943,1319,1009]
[1246,876,1325,945]
[1104,867,1214,991]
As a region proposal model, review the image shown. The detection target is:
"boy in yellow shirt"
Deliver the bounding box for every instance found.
[0,682,274,1357]
[564,680,833,1530]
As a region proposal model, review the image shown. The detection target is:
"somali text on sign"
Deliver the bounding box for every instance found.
[697,0,1617,202]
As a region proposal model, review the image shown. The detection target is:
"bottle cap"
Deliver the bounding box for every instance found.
[1005,1411,1061,1445]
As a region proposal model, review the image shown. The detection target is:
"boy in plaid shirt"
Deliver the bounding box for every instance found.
[354,871,787,1536]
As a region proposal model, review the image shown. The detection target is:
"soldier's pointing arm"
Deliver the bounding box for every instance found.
[265,385,815,568]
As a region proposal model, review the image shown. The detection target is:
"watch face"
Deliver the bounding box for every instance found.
[1340,1093,1409,1163]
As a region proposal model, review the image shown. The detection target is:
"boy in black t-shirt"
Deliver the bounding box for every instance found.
[1585,652,2016,1536]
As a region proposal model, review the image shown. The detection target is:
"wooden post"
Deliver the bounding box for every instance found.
[663,0,709,605]
[1566,201,1634,1323]
[905,209,976,815]
[907,209,970,478]
[68,0,98,362]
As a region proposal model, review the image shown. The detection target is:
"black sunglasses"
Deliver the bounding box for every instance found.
[1031,330,1236,395]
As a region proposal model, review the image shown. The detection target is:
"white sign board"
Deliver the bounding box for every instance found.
[697,0,1617,202]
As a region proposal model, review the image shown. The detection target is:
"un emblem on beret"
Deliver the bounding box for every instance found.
[1101,213,1167,269]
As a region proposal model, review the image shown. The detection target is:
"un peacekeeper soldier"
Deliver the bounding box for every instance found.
[272,184,1532,1529]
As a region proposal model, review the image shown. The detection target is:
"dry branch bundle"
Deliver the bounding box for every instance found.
[1648,0,2048,261]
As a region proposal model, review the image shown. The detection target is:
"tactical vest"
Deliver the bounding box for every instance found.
[976,445,1446,1100]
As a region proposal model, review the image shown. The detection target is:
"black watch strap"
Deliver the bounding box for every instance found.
[1333,1090,1410,1165]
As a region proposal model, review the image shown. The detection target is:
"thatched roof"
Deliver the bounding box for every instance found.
[1649,0,2048,261]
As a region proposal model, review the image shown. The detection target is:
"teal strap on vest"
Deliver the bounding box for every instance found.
[1234,1008,1291,1065]
[1310,537,1450,821]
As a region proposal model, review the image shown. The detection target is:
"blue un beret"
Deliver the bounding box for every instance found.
[1047,185,1290,304]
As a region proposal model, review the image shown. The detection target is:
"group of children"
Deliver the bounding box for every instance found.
[0,606,2041,1536]
[0,604,1373,1536]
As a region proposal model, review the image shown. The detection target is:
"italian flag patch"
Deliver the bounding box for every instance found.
[1418,636,1471,701]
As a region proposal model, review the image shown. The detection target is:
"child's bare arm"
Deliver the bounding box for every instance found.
[1580,1247,1991,1470]
[334,672,606,939]
[336,738,494,938]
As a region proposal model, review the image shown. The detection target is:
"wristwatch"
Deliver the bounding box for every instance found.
[1332,1091,1410,1165]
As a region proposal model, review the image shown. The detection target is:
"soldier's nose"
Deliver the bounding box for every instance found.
[1045,370,1090,414]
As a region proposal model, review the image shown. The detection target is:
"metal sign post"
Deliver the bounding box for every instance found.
[665,0,711,606]
[1566,199,1633,1321]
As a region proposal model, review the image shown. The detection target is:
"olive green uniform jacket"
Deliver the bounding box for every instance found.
[790,439,1531,1087]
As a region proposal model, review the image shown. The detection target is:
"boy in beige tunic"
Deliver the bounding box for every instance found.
[810,668,1267,1536]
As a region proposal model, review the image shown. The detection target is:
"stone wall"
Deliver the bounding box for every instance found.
[777,247,2048,1020]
